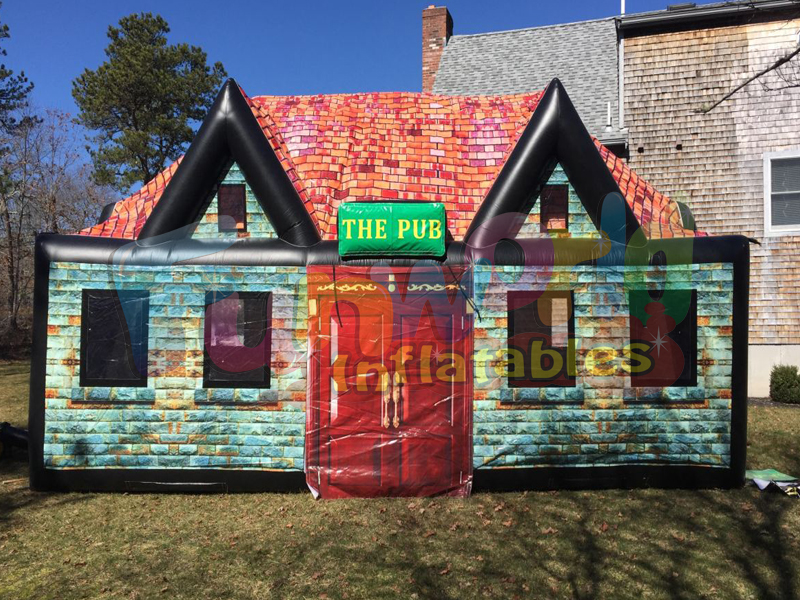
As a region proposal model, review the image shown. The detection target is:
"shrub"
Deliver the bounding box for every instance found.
[770,365,800,404]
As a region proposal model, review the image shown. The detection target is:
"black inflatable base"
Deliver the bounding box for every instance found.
[30,464,741,494]
[472,464,743,492]
[30,468,308,493]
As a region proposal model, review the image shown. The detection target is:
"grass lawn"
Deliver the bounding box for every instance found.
[1,362,799,599]
[0,361,32,429]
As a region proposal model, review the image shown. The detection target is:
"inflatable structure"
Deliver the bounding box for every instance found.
[28,79,749,496]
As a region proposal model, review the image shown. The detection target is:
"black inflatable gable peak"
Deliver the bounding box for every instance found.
[464,78,641,248]
[137,78,321,246]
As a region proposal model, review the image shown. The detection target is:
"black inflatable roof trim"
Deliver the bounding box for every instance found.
[98,202,117,225]
[137,79,321,247]
[464,79,642,248]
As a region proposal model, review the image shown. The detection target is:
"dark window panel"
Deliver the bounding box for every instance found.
[540,184,569,233]
[203,291,271,390]
[80,289,149,387]
[629,289,697,388]
[771,157,800,193]
[771,191,800,227]
[217,184,247,232]
[507,290,576,388]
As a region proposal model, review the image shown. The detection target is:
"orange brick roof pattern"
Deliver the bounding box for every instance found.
[596,141,700,239]
[80,158,183,239]
[79,89,700,240]
[251,92,540,239]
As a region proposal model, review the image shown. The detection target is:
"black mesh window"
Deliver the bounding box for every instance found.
[217,184,247,232]
[629,289,697,388]
[80,289,149,387]
[204,291,271,389]
[507,291,576,388]
[540,184,569,233]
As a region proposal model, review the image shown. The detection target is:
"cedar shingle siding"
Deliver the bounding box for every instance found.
[624,19,800,346]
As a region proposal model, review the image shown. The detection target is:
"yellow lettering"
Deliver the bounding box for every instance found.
[622,343,652,374]
[375,219,387,240]
[436,353,466,383]
[586,346,617,376]
[530,341,563,379]
[342,219,356,239]
[398,219,410,239]
[429,219,442,240]
[332,353,348,393]
[389,345,413,382]
[358,219,373,239]
[495,348,525,378]
[413,219,427,239]
[473,348,492,384]
[356,361,387,391]
[420,344,432,383]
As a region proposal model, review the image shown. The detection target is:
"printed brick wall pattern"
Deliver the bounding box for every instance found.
[190,163,278,240]
[43,262,307,470]
[518,164,600,238]
[473,263,734,469]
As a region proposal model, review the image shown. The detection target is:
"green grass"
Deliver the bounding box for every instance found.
[0,361,30,429]
[2,362,800,600]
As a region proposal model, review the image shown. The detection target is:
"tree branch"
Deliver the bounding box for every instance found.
[698,45,800,114]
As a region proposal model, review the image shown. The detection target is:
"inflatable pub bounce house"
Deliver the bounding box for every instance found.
[29,79,749,497]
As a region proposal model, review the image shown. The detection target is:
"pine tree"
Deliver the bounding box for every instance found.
[0,2,33,134]
[72,13,226,191]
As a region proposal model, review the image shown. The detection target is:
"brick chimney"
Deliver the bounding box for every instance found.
[422,5,452,93]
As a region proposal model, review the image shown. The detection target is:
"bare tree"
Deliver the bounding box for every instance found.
[0,108,113,337]
[698,6,800,114]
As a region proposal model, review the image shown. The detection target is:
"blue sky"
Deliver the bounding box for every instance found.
[4,0,721,115]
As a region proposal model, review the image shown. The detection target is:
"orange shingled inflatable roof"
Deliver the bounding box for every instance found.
[79,87,700,241]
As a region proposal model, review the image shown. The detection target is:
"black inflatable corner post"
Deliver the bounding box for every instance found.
[464,79,641,249]
[138,79,321,247]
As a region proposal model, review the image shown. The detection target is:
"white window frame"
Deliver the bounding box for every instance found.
[764,149,800,236]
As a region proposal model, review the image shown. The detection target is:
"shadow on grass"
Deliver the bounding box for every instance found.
[254,488,798,600]
[1,462,798,599]
[0,454,92,531]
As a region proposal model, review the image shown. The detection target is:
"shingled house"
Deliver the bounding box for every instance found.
[425,1,800,396]
[423,6,627,156]
[621,1,800,397]
[29,77,748,496]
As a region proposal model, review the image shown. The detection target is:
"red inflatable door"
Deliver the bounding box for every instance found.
[306,267,472,498]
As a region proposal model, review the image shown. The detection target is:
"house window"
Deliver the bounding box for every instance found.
[507,291,576,387]
[628,289,697,388]
[80,289,149,387]
[540,184,569,233]
[217,184,247,232]
[764,150,800,235]
[204,291,271,389]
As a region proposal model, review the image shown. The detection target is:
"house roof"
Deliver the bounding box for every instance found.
[618,0,800,31]
[431,18,625,144]
[79,82,699,242]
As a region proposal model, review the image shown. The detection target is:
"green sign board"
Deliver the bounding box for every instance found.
[338,202,446,258]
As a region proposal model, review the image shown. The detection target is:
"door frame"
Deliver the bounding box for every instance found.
[305,265,474,498]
